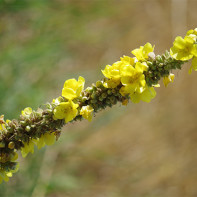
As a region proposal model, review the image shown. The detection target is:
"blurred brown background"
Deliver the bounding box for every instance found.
[0,0,197,196]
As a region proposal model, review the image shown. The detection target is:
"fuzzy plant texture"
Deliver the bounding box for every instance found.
[0,28,197,184]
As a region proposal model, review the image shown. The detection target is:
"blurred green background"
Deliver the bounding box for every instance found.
[1,0,197,196]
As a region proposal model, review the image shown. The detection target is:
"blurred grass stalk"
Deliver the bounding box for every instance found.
[31,148,58,197]
[171,0,187,38]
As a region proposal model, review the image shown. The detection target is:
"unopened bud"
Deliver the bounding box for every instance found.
[0,141,5,148]
[148,52,155,60]
[8,141,15,149]
[101,92,107,99]
[96,81,103,88]
[25,126,31,132]
[156,55,163,63]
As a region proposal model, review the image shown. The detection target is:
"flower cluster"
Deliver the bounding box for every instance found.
[0,28,197,184]
[0,162,19,184]
[102,43,157,103]
[0,116,19,183]
[170,28,197,73]
[53,76,94,123]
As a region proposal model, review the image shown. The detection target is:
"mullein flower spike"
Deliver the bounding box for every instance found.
[0,28,197,183]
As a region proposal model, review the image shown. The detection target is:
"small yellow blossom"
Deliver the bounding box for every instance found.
[21,140,35,158]
[130,86,156,103]
[0,163,19,184]
[0,115,5,132]
[53,100,79,123]
[163,73,175,87]
[35,132,56,149]
[186,28,197,36]
[170,35,197,61]
[0,171,12,184]
[102,57,136,88]
[0,118,10,135]
[0,115,5,124]
[52,97,63,105]
[62,76,85,100]
[132,42,154,61]
[189,57,197,74]
[21,107,32,118]
[120,55,135,65]
[120,62,147,96]
[102,62,122,88]
[0,124,4,132]
[80,105,94,121]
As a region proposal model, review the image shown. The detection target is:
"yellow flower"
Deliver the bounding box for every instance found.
[102,56,136,88]
[102,61,122,88]
[130,86,156,103]
[0,124,4,132]
[62,76,85,100]
[131,42,154,61]
[0,115,5,124]
[0,170,12,184]
[53,100,79,123]
[0,117,10,136]
[120,62,147,96]
[52,97,63,105]
[0,163,19,184]
[120,55,135,65]
[186,28,197,36]
[170,35,197,61]
[0,115,5,132]
[80,105,94,121]
[21,107,32,118]
[163,73,175,87]
[35,132,56,149]
[21,140,35,158]
[189,57,197,74]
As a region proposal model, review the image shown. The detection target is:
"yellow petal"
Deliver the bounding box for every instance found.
[189,57,197,74]
[21,107,32,116]
[173,36,186,49]
[130,92,141,103]
[163,74,175,87]
[101,65,112,78]
[63,78,78,89]
[80,105,94,121]
[44,133,56,146]
[62,87,76,100]
[36,136,45,149]
[140,87,156,102]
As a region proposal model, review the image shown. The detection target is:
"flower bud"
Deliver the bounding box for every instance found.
[25,126,31,132]
[82,97,88,102]
[96,81,103,88]
[101,92,107,99]
[147,61,153,67]
[148,52,155,60]
[0,141,5,148]
[107,89,112,95]
[8,142,15,149]
[99,97,104,102]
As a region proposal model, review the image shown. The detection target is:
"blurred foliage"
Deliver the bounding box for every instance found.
[1,0,197,197]
[0,0,117,119]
